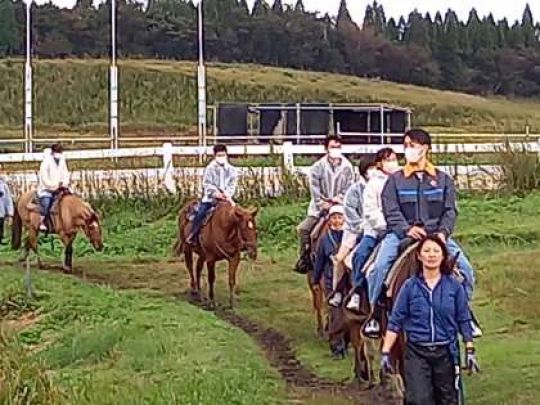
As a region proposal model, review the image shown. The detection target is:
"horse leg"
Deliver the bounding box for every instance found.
[227,253,241,309]
[350,323,372,389]
[195,255,205,299]
[28,229,42,269]
[184,246,196,294]
[207,260,216,310]
[63,242,74,273]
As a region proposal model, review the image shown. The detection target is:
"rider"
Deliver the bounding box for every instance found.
[363,129,481,338]
[328,154,376,307]
[0,164,14,245]
[186,144,237,245]
[346,147,399,311]
[37,143,70,232]
[296,135,353,272]
[312,205,345,296]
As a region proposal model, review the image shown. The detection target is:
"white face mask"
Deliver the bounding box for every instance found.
[328,148,342,160]
[404,147,425,164]
[215,156,227,165]
[383,160,400,173]
[53,153,62,161]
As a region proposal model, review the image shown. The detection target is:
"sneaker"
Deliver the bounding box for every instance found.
[363,319,381,339]
[471,320,483,338]
[346,293,361,311]
[328,292,343,307]
[39,221,47,232]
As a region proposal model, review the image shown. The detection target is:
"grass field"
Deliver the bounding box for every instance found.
[1,58,540,142]
[1,192,540,404]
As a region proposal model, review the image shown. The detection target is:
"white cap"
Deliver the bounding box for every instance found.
[328,205,345,216]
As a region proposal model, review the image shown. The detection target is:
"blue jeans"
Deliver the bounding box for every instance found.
[39,191,54,217]
[190,202,213,240]
[367,233,476,305]
[352,235,378,289]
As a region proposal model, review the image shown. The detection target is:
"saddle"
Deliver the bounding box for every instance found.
[27,189,71,233]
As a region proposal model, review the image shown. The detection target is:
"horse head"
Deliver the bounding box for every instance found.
[83,210,104,252]
[232,206,259,260]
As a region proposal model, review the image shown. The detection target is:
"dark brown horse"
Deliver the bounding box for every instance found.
[11,188,104,272]
[174,199,258,309]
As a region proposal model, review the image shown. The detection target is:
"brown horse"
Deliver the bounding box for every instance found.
[11,188,104,272]
[174,199,258,309]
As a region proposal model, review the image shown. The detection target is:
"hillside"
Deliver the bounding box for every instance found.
[1,58,540,138]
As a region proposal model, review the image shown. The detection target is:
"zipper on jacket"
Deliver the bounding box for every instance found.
[416,175,422,224]
[429,289,435,343]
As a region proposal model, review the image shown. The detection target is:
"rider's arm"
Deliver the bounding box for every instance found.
[343,183,363,233]
[438,175,457,237]
[202,165,219,199]
[310,161,325,210]
[223,167,238,200]
[39,160,57,190]
[382,175,410,238]
[335,165,354,201]
[455,283,474,343]
[363,180,386,232]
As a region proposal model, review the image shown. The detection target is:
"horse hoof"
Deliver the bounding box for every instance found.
[207,301,216,311]
[62,266,72,274]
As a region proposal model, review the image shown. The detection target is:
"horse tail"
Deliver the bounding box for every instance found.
[173,211,186,257]
[11,206,23,250]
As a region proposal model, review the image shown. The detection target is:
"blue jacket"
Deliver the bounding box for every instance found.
[388,274,473,352]
[382,168,457,239]
[313,229,343,292]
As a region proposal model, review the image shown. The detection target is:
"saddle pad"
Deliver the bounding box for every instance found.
[309,217,327,247]
[385,242,419,299]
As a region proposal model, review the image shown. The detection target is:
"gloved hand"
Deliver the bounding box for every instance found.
[466,347,480,374]
[380,352,393,374]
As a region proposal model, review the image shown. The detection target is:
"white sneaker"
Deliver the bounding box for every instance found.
[471,320,483,338]
[363,319,381,337]
[328,292,343,307]
[39,222,47,232]
[346,293,361,311]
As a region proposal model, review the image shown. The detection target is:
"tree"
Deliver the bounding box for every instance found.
[337,0,356,30]
[0,0,20,55]
[252,0,268,16]
[271,0,283,15]
[522,4,536,47]
[294,0,304,13]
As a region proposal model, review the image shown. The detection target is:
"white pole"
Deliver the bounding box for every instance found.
[110,0,119,151]
[24,0,33,153]
[197,0,207,161]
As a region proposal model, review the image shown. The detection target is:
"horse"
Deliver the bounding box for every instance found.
[11,188,104,272]
[173,199,258,309]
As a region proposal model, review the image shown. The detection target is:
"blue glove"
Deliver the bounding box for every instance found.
[466,348,480,373]
[381,352,393,374]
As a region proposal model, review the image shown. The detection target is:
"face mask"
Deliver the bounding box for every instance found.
[404,147,425,164]
[366,168,378,180]
[328,148,342,160]
[215,156,227,165]
[53,153,62,161]
[383,161,400,173]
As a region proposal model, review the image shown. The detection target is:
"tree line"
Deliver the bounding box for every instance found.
[1,0,539,97]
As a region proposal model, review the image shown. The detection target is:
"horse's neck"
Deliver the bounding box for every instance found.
[213,209,239,245]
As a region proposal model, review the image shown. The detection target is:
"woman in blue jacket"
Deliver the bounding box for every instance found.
[380,235,480,405]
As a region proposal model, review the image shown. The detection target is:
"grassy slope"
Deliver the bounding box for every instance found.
[0,271,284,404]
[1,58,540,136]
[1,193,540,404]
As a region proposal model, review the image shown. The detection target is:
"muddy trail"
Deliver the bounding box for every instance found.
[6,259,400,404]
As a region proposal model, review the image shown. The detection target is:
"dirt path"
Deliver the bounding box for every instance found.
[4,259,399,404]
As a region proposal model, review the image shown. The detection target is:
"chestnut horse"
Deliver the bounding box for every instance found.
[11,188,104,272]
[174,199,258,309]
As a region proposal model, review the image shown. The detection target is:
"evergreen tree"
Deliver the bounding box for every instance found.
[0,0,20,55]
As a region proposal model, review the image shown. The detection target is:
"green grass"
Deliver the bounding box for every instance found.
[2,192,540,403]
[0,270,284,404]
[1,58,540,139]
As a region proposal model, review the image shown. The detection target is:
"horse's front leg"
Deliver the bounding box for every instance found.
[61,234,75,273]
[227,253,241,309]
[207,260,216,310]
[28,228,42,269]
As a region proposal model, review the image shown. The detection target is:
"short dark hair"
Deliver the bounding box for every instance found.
[51,143,64,153]
[375,147,396,163]
[213,144,227,155]
[324,135,341,148]
[358,154,376,179]
[404,129,431,147]
[415,235,454,275]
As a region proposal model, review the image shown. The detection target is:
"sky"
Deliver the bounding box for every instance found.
[37,0,539,25]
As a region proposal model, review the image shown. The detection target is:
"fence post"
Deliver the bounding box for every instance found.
[282,141,294,172]
[162,142,176,193]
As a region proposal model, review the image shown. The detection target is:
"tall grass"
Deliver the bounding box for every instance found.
[1,59,540,134]
[496,140,540,195]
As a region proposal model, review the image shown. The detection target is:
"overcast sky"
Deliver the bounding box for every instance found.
[37,0,539,25]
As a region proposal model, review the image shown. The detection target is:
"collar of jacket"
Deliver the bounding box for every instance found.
[403,161,437,178]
